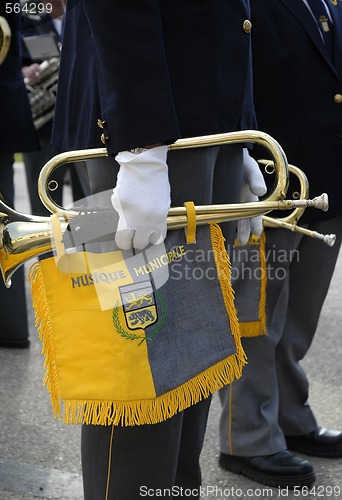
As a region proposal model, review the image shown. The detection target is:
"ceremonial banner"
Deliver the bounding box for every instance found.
[29,214,246,426]
[231,232,267,337]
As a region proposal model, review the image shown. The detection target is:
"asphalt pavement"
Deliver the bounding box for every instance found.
[0,161,341,500]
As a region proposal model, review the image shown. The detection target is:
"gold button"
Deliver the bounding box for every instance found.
[101,133,109,144]
[97,118,106,129]
[243,20,252,33]
[334,94,342,104]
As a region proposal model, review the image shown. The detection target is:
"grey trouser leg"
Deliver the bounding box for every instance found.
[219,227,295,456]
[219,216,342,456]
[277,216,342,435]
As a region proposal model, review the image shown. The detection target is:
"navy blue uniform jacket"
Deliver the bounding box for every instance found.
[251,0,342,221]
[0,2,38,153]
[52,0,256,156]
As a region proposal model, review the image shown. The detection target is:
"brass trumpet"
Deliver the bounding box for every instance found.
[38,130,290,218]
[38,130,328,222]
[0,131,328,287]
[258,160,336,247]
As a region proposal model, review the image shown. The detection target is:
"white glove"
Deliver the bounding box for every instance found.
[237,148,267,246]
[111,145,170,250]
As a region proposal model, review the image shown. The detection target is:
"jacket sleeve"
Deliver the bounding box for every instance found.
[82,0,180,154]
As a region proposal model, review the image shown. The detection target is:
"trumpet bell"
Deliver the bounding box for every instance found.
[0,200,53,287]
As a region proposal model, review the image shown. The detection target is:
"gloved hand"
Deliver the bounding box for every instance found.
[111,145,170,250]
[237,148,267,246]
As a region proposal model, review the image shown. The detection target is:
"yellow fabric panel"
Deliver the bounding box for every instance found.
[37,253,156,402]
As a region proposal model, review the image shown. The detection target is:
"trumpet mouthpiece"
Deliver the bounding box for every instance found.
[310,193,329,212]
[322,233,336,247]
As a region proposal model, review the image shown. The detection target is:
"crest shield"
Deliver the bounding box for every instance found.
[119,281,158,331]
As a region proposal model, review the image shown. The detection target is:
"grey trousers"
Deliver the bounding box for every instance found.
[82,144,243,499]
[219,215,342,456]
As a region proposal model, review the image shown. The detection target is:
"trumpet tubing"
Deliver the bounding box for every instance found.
[258,161,310,224]
[166,195,329,229]
[262,215,336,247]
[258,161,335,246]
[38,130,289,217]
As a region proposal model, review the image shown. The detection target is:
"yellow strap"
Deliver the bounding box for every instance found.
[50,214,66,262]
[50,214,91,276]
[184,201,197,244]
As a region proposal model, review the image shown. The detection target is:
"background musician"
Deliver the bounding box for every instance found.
[0,0,39,348]
[21,0,89,215]
[219,0,342,488]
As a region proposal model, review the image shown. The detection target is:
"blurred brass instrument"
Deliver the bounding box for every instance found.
[0,130,329,287]
[259,160,336,247]
[24,57,60,130]
[0,16,11,65]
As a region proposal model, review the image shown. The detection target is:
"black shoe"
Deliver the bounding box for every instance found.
[218,450,315,488]
[0,338,30,348]
[285,427,342,458]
